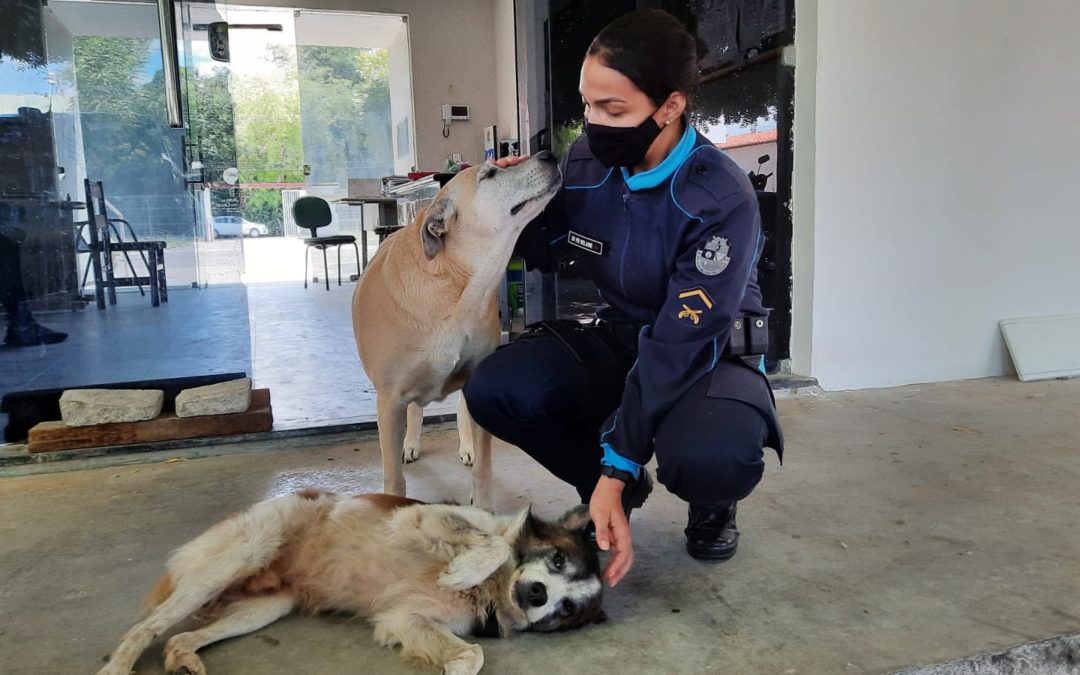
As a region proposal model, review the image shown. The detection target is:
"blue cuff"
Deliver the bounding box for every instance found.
[600,443,641,479]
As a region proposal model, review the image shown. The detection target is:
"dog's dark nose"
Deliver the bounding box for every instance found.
[516,580,548,608]
[527,582,547,607]
[533,150,556,164]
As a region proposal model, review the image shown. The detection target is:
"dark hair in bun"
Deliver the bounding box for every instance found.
[587,9,708,106]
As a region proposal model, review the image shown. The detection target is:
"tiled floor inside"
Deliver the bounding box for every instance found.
[0,285,254,398]
[1,236,606,439]
[1,276,457,434]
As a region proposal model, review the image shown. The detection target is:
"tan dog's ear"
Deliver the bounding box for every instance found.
[421,193,452,260]
[559,504,591,532]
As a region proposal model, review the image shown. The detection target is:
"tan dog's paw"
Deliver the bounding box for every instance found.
[458,443,474,467]
[469,489,494,513]
[403,445,420,463]
[442,645,484,675]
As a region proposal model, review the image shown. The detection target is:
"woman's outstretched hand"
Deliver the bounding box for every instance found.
[589,476,634,587]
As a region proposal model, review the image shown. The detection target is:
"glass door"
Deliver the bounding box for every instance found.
[0,0,253,442]
[177,0,246,287]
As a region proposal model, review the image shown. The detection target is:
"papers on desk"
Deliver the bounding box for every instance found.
[384,174,436,197]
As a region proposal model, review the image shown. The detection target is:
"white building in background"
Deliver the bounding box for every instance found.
[718,129,778,193]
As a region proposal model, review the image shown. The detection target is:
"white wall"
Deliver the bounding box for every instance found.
[493,0,518,146]
[804,0,1080,389]
[238,0,500,169]
[387,23,415,174]
[790,0,817,378]
[514,0,549,153]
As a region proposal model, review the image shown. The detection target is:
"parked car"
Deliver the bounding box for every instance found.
[212,215,268,238]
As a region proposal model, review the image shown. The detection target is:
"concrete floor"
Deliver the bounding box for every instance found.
[2,376,1080,674]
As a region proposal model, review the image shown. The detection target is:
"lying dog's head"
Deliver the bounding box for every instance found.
[501,505,606,633]
[420,151,561,262]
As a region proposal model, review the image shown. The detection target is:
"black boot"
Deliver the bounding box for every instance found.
[684,502,739,561]
[585,468,654,543]
[3,309,67,348]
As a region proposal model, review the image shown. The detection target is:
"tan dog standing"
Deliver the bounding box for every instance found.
[352,153,560,509]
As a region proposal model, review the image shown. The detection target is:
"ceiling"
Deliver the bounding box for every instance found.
[47,1,405,49]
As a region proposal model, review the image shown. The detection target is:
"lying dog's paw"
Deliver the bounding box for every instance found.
[403,445,420,463]
[165,635,207,675]
[458,444,474,467]
[437,566,473,591]
[165,655,207,675]
[442,645,484,675]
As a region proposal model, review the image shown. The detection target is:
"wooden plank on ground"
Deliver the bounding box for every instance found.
[27,389,272,453]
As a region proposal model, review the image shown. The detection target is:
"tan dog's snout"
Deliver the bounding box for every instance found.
[502,151,561,216]
[421,152,561,261]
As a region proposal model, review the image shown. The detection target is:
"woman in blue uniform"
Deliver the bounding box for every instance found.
[464,9,783,587]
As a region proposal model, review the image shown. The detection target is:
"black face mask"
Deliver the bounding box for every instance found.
[585,111,662,168]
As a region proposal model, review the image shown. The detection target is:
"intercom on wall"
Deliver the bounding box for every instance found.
[441,104,470,137]
[441,104,470,121]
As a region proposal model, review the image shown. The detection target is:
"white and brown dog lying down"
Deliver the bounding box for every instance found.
[352,152,561,510]
[97,491,604,675]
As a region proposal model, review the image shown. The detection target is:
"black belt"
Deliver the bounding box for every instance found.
[592,318,644,350]
[522,314,769,365]
[594,314,769,357]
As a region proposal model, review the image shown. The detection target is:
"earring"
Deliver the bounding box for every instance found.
[664,119,672,126]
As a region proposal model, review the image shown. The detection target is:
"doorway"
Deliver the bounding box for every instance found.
[0,0,417,439]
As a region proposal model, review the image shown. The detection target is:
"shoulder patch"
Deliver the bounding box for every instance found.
[695,236,731,276]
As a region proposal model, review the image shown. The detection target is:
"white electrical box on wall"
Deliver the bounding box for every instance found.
[441,104,470,121]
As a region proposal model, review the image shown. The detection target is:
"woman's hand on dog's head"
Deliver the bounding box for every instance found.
[489,155,530,169]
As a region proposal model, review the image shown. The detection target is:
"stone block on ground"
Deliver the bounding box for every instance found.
[59,389,165,427]
[175,378,252,418]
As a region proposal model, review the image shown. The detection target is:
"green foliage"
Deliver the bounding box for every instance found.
[66,34,392,236]
[242,189,284,235]
[295,46,393,183]
[554,120,584,159]
[188,68,239,182]
[231,69,305,183]
[692,61,779,127]
[0,0,47,68]
[71,36,192,234]
[72,37,154,118]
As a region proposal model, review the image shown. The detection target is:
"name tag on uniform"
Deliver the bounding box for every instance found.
[567,230,608,256]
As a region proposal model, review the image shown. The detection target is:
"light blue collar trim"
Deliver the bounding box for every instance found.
[620,121,698,191]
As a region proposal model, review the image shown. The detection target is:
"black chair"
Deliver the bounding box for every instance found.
[81,180,168,309]
[293,196,360,290]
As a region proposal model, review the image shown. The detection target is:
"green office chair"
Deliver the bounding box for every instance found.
[292,196,361,290]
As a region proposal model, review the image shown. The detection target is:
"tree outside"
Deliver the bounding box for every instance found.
[68,34,392,239]
[70,36,193,238]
